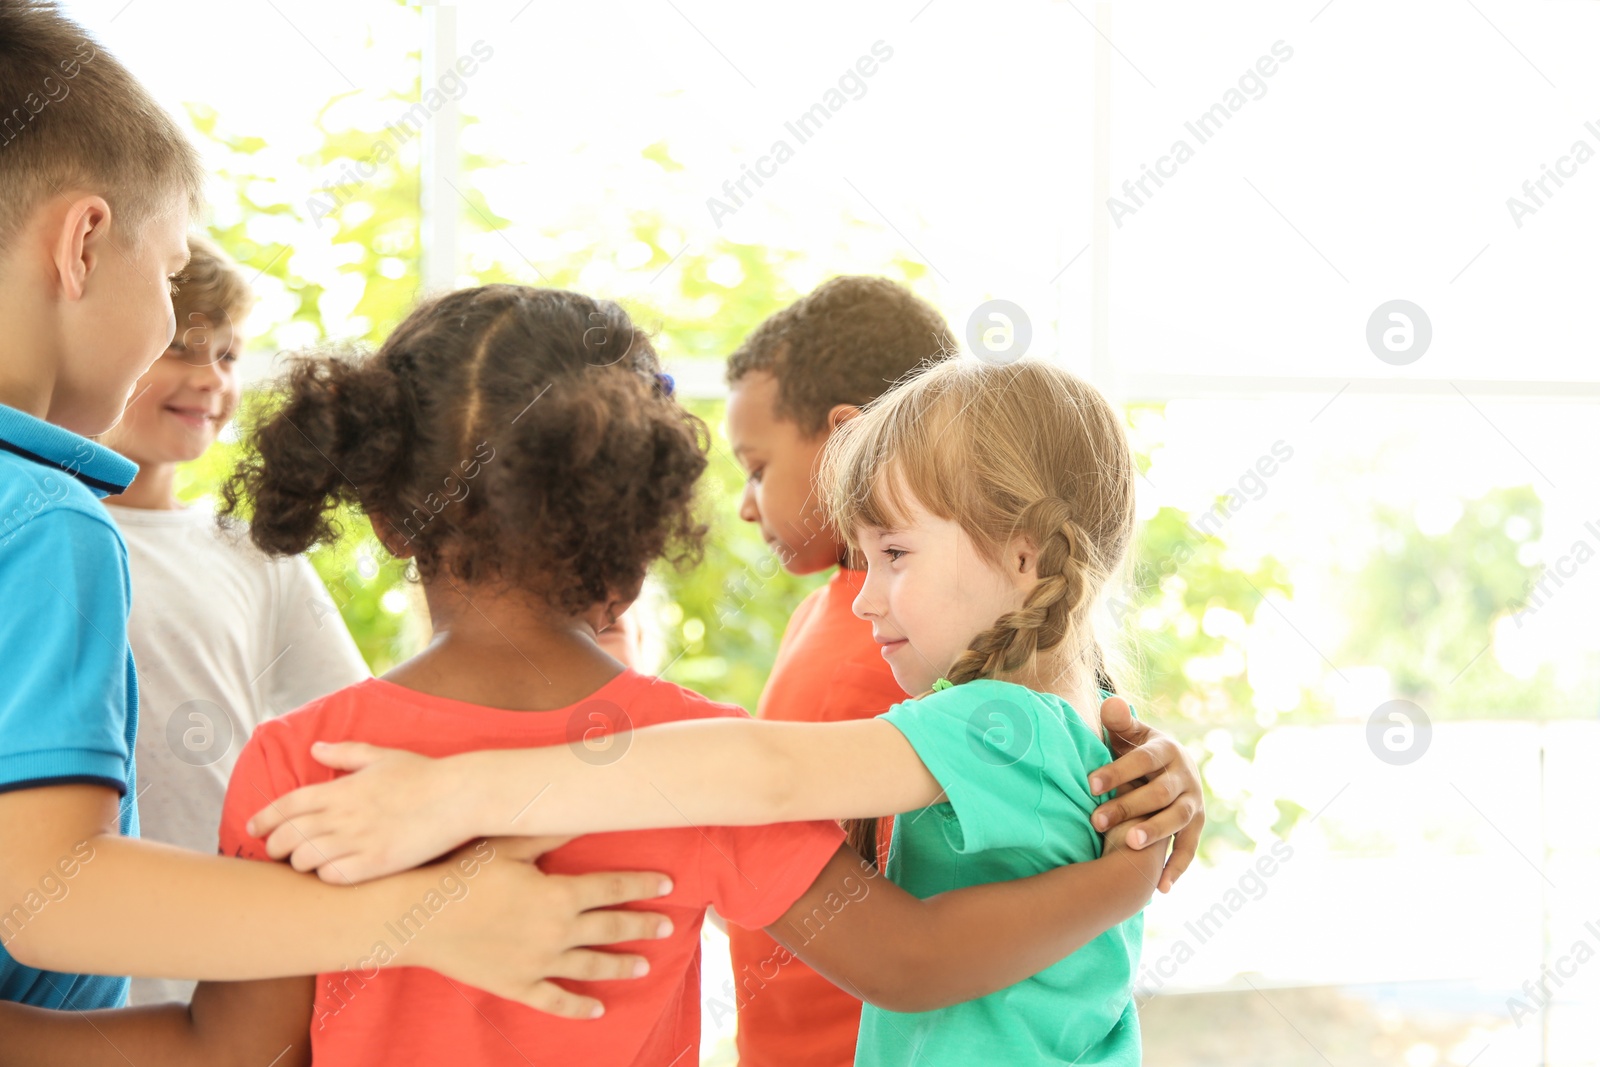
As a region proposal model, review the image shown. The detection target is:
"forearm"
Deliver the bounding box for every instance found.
[0,1001,206,1067]
[787,850,1158,1015]
[897,851,1159,1010]
[0,978,311,1067]
[5,834,416,980]
[468,719,937,835]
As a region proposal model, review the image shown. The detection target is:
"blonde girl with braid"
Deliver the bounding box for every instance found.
[247,358,1160,1067]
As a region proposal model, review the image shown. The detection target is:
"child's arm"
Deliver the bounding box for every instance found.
[770,825,1161,1014]
[0,784,673,1018]
[0,977,312,1067]
[250,717,937,882]
[250,701,1207,886]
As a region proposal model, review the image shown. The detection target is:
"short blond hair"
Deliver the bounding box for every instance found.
[0,1,204,250]
[172,234,253,328]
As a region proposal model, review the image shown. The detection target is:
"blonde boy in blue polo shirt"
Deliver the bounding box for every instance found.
[0,1,673,1049]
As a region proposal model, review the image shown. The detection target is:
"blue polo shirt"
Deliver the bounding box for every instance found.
[0,403,140,1009]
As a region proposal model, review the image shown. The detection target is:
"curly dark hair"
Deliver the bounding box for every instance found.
[222,284,709,616]
[725,275,956,435]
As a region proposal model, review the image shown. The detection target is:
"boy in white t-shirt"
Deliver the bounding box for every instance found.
[96,235,369,1005]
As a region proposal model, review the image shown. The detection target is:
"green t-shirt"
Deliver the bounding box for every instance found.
[855,679,1143,1067]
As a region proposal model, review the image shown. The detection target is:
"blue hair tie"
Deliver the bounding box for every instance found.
[657,372,675,397]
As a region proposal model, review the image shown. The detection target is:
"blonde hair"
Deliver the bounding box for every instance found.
[821,358,1135,690]
[173,234,254,328]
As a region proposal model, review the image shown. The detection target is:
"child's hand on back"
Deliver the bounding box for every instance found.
[405,835,674,1018]
[1088,696,1206,894]
[247,742,479,884]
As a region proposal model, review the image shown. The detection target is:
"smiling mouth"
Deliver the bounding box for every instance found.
[164,405,217,424]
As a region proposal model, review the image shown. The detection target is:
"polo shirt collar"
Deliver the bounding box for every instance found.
[0,403,137,499]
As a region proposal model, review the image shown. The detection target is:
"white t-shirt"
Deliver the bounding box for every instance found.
[103,502,369,1006]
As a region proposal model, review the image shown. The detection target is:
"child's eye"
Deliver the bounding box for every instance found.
[747,467,764,484]
[883,548,906,562]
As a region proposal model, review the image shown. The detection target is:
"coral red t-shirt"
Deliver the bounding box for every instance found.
[729,568,909,1067]
[218,670,845,1067]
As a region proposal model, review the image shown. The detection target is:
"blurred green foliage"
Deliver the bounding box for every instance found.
[1341,485,1559,716]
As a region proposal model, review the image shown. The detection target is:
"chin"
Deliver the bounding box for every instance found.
[768,540,832,576]
[888,666,923,698]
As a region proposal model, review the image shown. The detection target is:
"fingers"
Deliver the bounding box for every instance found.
[1159,813,1204,894]
[520,979,606,1021]
[1088,737,1173,796]
[571,907,674,947]
[1091,773,1180,831]
[247,783,329,839]
[564,870,675,912]
[1120,796,1191,850]
[307,740,392,772]
[1098,697,1149,757]
[546,948,651,983]
[1097,696,1137,741]
[261,808,339,861]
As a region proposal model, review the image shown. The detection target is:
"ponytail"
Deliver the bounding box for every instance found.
[221,351,411,557]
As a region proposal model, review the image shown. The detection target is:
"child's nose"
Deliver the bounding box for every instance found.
[738,480,760,524]
[191,355,225,390]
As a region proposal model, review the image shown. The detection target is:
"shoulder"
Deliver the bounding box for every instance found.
[787,580,828,628]
[616,673,750,727]
[243,683,373,768]
[0,460,126,550]
[0,494,130,608]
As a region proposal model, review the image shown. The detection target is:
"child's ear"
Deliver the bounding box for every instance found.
[52,194,112,300]
[826,403,861,433]
[368,512,414,559]
[1011,535,1043,585]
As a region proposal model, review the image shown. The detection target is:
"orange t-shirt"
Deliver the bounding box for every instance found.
[729,567,909,1067]
[218,671,844,1067]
